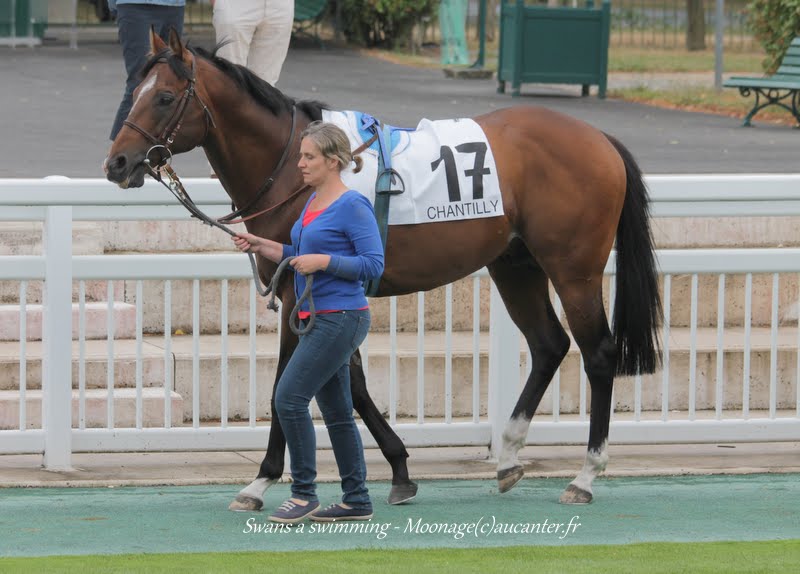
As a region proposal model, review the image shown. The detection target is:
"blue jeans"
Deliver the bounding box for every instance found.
[275,309,372,510]
[110,4,185,140]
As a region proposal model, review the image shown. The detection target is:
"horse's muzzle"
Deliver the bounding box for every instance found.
[105,151,146,189]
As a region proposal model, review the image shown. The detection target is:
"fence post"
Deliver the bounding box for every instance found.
[42,204,73,470]
[487,280,519,460]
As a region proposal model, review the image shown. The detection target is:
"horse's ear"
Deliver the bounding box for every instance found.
[150,26,167,54]
[167,27,189,64]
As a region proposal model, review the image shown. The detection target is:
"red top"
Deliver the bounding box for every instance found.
[302,207,324,227]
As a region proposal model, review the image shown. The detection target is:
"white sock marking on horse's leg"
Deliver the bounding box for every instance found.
[238,477,277,501]
[569,439,609,495]
[497,415,531,471]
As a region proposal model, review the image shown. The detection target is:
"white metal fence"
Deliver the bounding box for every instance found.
[1,175,799,469]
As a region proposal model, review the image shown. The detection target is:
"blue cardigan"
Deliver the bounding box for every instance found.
[281,191,384,313]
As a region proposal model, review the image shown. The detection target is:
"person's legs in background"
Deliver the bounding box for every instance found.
[154,6,184,50]
[213,0,258,67]
[248,0,294,86]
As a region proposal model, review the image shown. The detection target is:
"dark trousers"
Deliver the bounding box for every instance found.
[110,4,185,140]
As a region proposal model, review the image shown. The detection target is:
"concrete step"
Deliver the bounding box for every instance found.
[2,220,798,331]
[164,328,799,421]
[0,222,111,305]
[652,216,800,249]
[0,280,127,308]
[70,272,799,338]
[95,217,800,330]
[0,338,166,391]
[0,329,797,422]
[3,216,799,330]
[99,220,246,254]
[0,302,136,341]
[0,275,795,339]
[0,222,105,257]
[0,388,183,430]
[98,217,800,254]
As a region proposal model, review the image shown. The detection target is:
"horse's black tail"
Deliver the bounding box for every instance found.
[605,133,662,375]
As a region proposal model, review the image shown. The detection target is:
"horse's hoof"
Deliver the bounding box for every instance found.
[497,465,524,493]
[559,484,593,505]
[388,481,418,505]
[228,495,263,512]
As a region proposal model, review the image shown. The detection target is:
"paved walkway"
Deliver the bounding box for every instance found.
[2,442,799,488]
[2,32,799,179]
[1,474,799,556]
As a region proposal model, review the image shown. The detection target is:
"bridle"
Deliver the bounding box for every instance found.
[123,52,216,173]
[125,50,305,228]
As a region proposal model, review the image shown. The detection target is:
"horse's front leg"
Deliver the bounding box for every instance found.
[349,349,418,504]
[229,288,298,512]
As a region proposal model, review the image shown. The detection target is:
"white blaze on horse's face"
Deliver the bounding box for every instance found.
[130,72,159,116]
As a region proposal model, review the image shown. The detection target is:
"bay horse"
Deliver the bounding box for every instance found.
[104,30,661,509]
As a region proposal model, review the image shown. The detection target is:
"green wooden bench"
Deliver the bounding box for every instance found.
[724,37,800,126]
[293,0,328,48]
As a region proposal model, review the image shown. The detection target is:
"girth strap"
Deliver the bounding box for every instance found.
[363,123,405,297]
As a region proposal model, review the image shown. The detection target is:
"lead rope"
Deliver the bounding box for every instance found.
[145,163,313,328]
[267,257,315,336]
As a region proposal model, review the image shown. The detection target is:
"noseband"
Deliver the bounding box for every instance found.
[123,53,216,172]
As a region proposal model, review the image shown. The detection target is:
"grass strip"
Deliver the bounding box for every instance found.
[1,539,798,574]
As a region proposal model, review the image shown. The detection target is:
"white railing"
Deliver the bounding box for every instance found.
[1,175,800,469]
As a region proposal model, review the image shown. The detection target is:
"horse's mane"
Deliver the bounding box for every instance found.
[140,44,327,121]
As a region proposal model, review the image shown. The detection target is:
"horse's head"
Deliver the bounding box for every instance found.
[105,28,214,188]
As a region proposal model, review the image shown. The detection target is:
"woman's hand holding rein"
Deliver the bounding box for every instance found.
[290,254,331,275]
[232,232,284,264]
[233,233,329,274]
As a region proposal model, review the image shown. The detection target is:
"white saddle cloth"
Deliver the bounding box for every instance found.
[322,110,504,225]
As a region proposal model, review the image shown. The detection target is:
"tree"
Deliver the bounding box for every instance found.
[748,0,800,72]
[686,0,706,50]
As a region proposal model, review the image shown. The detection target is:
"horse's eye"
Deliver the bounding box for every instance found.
[158,95,175,106]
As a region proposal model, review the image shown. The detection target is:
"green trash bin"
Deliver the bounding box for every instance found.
[0,0,47,41]
[497,0,611,98]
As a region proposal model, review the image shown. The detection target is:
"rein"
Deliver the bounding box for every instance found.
[216,105,298,224]
[150,162,313,335]
[149,162,276,299]
[268,257,315,335]
[214,128,378,226]
[131,51,378,332]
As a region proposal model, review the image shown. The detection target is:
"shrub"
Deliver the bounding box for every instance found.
[339,0,439,49]
[747,0,800,72]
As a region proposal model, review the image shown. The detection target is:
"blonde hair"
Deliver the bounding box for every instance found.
[301,121,363,174]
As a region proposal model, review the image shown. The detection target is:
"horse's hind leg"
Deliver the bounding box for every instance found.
[486,240,571,493]
[350,349,418,504]
[556,281,616,505]
[228,326,298,511]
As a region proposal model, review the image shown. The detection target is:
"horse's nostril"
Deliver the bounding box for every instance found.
[113,154,127,170]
